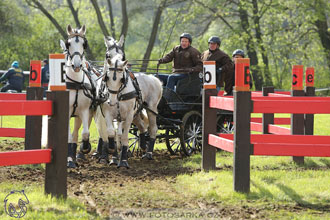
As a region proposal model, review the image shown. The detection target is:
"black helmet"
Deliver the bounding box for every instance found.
[208,36,221,46]
[180,33,192,43]
[232,49,245,58]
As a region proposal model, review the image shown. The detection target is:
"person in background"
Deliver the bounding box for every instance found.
[41,59,49,96]
[232,49,252,89]
[0,61,24,92]
[158,33,203,91]
[201,36,234,95]
[232,49,245,61]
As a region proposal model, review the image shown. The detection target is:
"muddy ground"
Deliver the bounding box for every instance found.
[0,140,324,220]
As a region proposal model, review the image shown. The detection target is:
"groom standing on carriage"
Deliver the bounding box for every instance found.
[158,33,203,91]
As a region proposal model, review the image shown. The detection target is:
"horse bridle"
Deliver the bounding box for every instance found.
[105,42,125,61]
[65,34,87,69]
[105,60,128,95]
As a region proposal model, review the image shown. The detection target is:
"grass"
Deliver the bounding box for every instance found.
[0,182,100,220]
[0,112,329,219]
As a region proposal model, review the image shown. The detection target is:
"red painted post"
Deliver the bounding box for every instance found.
[291,65,305,164]
[29,60,42,87]
[233,58,251,193]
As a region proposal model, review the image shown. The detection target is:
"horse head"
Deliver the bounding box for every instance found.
[104,35,125,61]
[104,57,128,104]
[62,24,88,72]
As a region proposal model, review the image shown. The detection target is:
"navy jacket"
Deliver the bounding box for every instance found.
[41,64,49,84]
[0,68,24,90]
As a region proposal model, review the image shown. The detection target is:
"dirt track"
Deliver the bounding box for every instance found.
[1,140,322,219]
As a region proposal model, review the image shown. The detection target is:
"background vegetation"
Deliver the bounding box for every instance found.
[0,0,329,92]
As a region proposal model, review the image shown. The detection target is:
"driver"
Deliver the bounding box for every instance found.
[0,61,24,92]
[158,33,203,91]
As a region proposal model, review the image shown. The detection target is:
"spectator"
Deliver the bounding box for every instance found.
[0,61,24,92]
[41,59,49,96]
[201,36,234,95]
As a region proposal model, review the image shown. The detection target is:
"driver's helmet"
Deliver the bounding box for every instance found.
[180,33,192,43]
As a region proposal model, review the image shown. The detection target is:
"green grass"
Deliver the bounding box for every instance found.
[180,154,330,219]
[0,183,100,220]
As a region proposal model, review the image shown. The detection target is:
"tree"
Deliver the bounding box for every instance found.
[140,0,167,72]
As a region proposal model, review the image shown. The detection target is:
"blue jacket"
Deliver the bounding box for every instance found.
[41,64,49,84]
[0,68,24,90]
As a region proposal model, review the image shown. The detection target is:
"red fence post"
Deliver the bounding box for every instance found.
[45,90,69,198]
[202,61,217,171]
[305,67,315,136]
[291,65,305,164]
[262,87,274,134]
[234,58,252,193]
[25,87,44,150]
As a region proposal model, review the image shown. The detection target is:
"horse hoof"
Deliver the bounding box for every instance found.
[67,161,76,168]
[142,153,153,160]
[99,158,109,164]
[109,158,118,166]
[92,151,100,159]
[80,141,91,154]
[117,160,129,169]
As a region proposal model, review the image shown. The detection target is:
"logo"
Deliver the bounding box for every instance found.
[4,190,29,218]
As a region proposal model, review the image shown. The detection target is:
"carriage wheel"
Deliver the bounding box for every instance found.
[180,111,203,156]
[128,124,142,157]
[217,114,234,134]
[165,128,182,155]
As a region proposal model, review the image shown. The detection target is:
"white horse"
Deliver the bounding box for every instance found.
[99,51,162,168]
[59,25,99,168]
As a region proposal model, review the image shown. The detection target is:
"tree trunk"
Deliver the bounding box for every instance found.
[106,0,116,39]
[90,0,110,37]
[67,0,81,28]
[27,0,67,39]
[314,0,330,71]
[238,3,263,90]
[120,0,129,47]
[252,0,273,87]
[67,0,95,60]
[140,2,165,72]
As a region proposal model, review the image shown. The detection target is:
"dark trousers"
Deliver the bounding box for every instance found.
[0,84,21,92]
[166,74,188,91]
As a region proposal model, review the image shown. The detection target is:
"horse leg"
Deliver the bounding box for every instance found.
[109,121,121,166]
[67,117,80,168]
[93,108,108,159]
[132,114,148,153]
[117,118,132,169]
[142,110,158,160]
[79,110,91,156]
[99,111,115,164]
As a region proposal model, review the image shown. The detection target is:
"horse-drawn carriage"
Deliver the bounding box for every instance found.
[62,25,233,169]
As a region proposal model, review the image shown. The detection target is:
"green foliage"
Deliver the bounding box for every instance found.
[0,0,329,89]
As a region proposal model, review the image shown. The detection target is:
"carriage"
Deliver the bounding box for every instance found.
[114,61,235,157]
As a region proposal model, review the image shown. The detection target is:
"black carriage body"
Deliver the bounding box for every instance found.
[154,72,233,156]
